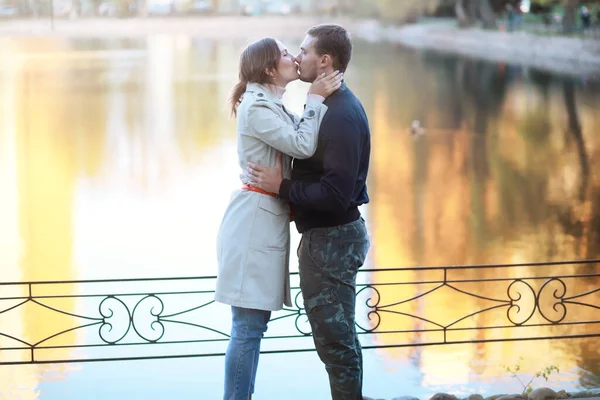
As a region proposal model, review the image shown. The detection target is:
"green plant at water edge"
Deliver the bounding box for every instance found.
[503,357,560,396]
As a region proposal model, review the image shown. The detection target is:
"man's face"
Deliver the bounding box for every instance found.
[295,35,321,83]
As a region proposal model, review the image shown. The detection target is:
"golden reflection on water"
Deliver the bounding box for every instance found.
[0,36,599,396]
[360,43,600,391]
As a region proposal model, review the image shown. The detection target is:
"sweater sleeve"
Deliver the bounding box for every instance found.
[278,114,362,211]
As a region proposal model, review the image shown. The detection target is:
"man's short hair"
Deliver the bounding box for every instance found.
[307,24,352,73]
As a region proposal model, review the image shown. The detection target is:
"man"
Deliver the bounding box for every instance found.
[581,6,591,29]
[247,24,371,400]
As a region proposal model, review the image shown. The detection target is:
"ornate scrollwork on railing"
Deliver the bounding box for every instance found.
[99,295,131,344]
[506,279,537,325]
[1,259,599,365]
[355,285,381,333]
[131,295,165,343]
[288,291,311,336]
[537,278,567,323]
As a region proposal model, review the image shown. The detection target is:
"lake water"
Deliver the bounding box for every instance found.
[1,31,599,399]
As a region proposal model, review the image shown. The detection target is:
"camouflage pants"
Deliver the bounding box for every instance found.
[298,218,370,400]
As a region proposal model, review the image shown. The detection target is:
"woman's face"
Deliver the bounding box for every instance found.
[272,40,298,86]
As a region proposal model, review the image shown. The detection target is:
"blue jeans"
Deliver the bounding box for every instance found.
[223,306,271,400]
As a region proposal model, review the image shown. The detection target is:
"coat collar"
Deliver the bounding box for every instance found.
[246,82,285,105]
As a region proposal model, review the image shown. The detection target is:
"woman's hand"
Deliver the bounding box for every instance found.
[308,70,343,98]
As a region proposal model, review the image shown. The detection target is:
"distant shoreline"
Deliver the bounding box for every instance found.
[1,16,599,78]
[0,16,352,39]
[353,20,600,79]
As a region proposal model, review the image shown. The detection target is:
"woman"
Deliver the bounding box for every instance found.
[214,38,342,400]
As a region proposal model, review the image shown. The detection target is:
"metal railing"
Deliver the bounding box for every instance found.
[1,259,599,365]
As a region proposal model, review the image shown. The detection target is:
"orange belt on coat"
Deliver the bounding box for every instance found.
[242,184,277,198]
[242,184,294,221]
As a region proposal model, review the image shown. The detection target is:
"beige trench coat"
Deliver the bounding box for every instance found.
[214,83,327,311]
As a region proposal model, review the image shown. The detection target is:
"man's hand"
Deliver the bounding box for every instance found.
[247,152,284,194]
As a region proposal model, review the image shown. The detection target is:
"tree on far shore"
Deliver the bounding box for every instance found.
[364,0,598,35]
[562,0,581,33]
[454,0,497,29]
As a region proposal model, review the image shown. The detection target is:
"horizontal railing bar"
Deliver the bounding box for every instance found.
[0,290,218,301]
[4,319,600,352]
[358,259,599,272]
[2,275,600,301]
[365,319,600,334]
[1,332,317,351]
[360,274,600,286]
[360,333,600,350]
[2,333,599,366]
[0,276,219,286]
[0,259,597,286]
[2,337,232,351]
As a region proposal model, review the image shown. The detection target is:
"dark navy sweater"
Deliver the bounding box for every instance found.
[278,83,371,233]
